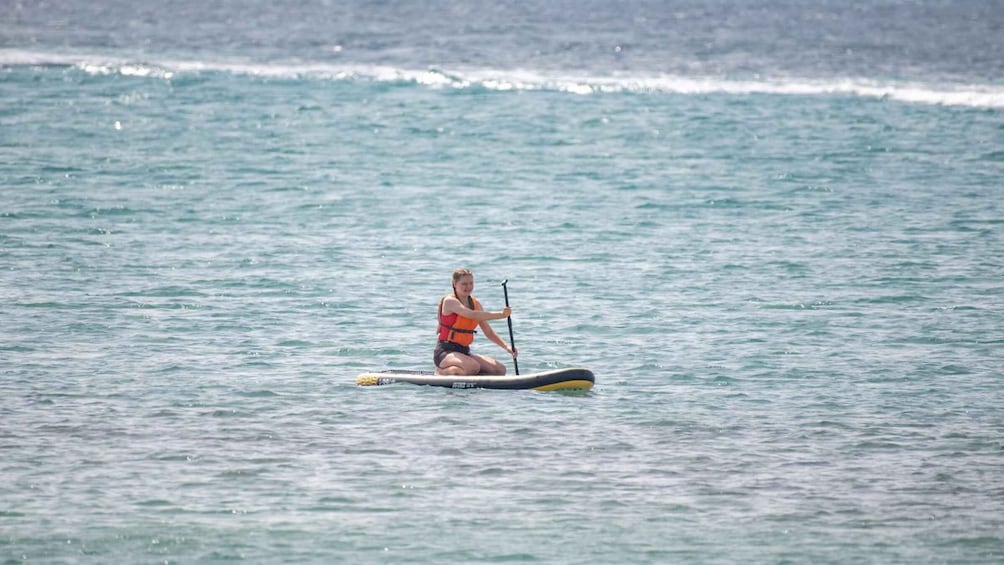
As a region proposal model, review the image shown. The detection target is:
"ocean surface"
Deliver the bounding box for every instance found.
[2,0,1003,562]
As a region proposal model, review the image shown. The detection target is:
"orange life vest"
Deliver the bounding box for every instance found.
[438,295,480,346]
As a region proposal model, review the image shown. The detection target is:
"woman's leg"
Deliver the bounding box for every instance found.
[472,354,507,376]
[436,352,482,376]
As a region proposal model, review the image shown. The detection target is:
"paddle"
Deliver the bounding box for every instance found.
[501,279,520,375]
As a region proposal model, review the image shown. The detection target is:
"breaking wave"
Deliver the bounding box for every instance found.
[3,49,1002,108]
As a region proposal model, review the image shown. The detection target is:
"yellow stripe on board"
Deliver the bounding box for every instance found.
[355,375,381,386]
[532,379,594,392]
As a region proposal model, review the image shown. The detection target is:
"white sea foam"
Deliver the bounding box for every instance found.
[3,49,1002,108]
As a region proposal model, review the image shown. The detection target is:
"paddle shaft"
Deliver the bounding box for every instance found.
[501,280,520,375]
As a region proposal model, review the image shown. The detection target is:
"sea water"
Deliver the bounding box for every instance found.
[2,1,1003,562]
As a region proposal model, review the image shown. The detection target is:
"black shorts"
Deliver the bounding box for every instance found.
[434,340,471,366]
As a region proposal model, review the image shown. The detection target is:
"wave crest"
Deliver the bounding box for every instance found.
[3,49,1002,108]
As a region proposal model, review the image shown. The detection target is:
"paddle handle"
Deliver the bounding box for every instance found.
[501,279,519,375]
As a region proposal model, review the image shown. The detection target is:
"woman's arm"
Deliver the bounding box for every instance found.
[442,296,510,321]
[480,320,517,357]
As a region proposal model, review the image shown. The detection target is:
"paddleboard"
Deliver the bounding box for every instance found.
[356,367,594,392]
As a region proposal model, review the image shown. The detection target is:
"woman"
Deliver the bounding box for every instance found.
[435,268,517,376]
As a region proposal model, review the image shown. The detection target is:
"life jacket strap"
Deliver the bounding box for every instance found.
[440,322,476,335]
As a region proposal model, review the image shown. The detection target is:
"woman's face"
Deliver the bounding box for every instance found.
[454,275,474,295]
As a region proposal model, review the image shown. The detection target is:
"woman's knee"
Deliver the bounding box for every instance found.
[480,359,507,376]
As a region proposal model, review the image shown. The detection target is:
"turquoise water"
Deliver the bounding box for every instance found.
[3,1,1004,562]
